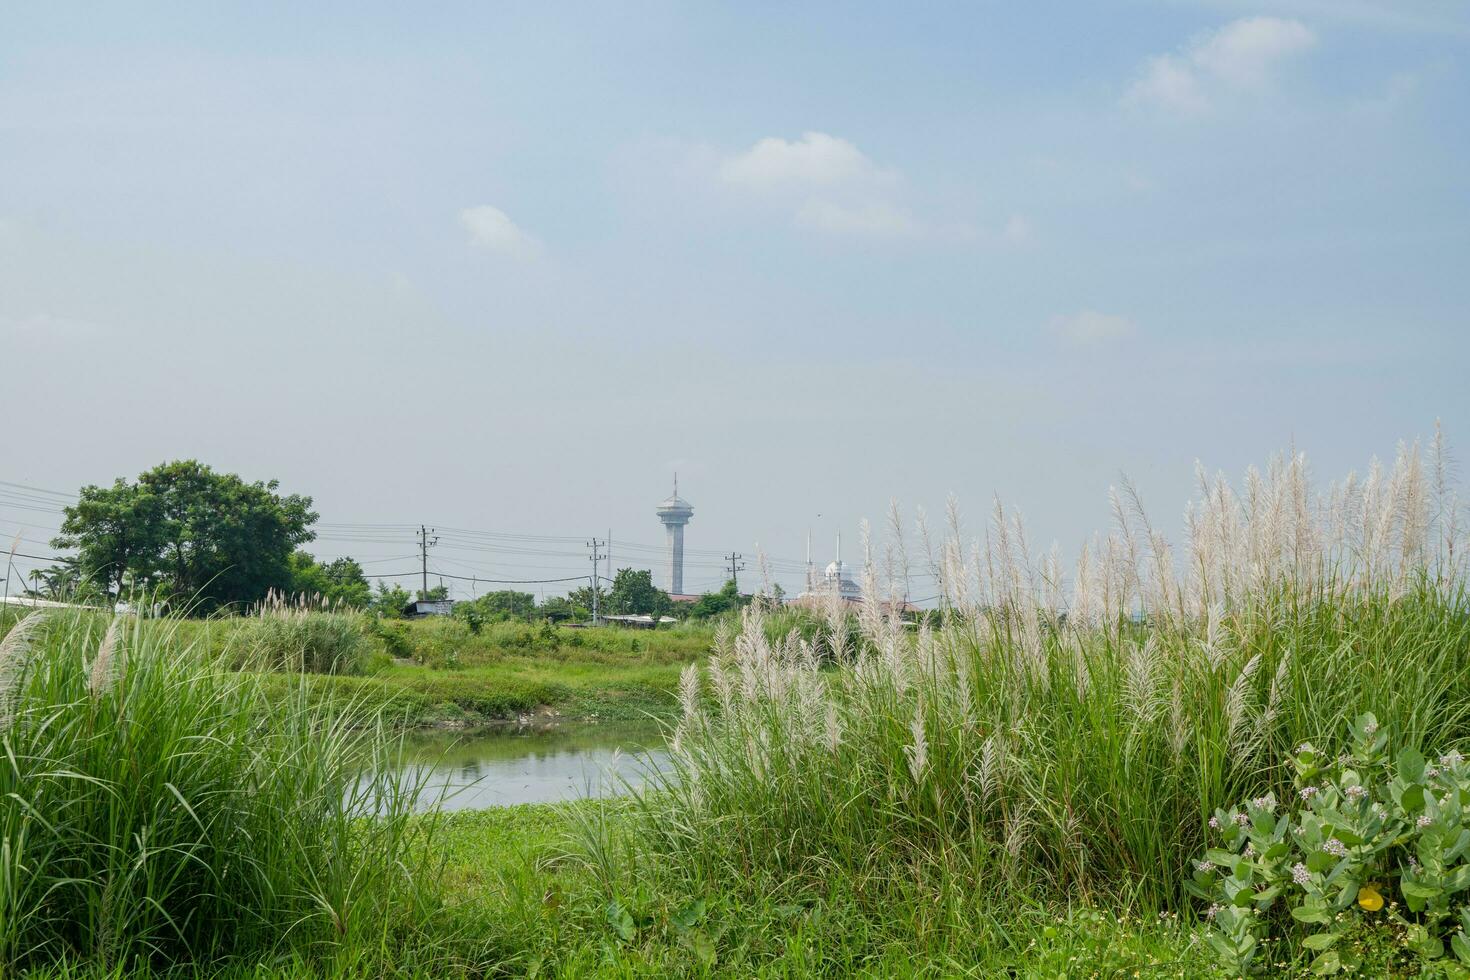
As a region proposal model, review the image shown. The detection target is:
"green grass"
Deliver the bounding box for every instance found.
[74,613,716,727]
[0,605,444,974]
[406,802,1221,978]
[262,646,696,727]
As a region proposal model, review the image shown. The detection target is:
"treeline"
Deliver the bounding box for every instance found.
[28,460,755,622]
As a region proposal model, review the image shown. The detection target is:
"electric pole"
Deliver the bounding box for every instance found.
[587,538,606,623]
[418,525,438,597]
[725,552,746,591]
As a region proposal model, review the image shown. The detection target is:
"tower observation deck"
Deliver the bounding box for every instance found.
[655,476,694,595]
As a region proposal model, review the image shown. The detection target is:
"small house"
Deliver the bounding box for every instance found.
[403,598,455,618]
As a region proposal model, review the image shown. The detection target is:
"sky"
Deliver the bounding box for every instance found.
[3,1,1468,599]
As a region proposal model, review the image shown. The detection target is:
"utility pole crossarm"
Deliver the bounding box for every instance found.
[418,525,439,599]
[724,552,747,591]
[587,538,606,624]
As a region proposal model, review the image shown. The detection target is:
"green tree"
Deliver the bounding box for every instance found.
[371,581,413,617]
[54,461,317,612]
[455,590,537,622]
[537,595,585,622]
[605,568,674,618]
[288,552,372,607]
[688,578,748,619]
[565,583,606,617]
[49,478,160,597]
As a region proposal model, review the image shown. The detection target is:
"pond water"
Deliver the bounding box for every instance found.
[386,721,670,811]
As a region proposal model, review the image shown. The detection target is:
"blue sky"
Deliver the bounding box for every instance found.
[3,1,1468,596]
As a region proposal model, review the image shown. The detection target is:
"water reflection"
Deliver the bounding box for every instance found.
[384,721,669,811]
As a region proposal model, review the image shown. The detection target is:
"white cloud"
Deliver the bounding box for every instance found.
[458,205,540,257]
[1001,214,1035,245]
[719,132,883,189]
[1126,17,1316,114]
[1050,311,1139,347]
[1193,17,1317,87]
[795,199,922,238]
[1129,55,1208,114]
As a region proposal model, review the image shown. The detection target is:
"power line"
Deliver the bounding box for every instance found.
[422,569,591,585]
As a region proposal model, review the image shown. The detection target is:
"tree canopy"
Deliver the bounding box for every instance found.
[686,579,749,619]
[53,460,317,611]
[604,568,674,618]
[287,552,372,607]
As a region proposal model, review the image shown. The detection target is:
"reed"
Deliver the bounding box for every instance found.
[0,605,443,973]
[604,433,1470,960]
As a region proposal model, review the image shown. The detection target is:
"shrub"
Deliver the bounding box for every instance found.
[0,606,441,972]
[371,617,416,659]
[1193,712,1470,975]
[408,616,471,669]
[587,437,1470,965]
[233,592,373,674]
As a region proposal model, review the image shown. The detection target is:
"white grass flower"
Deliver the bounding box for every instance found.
[0,611,49,726]
[88,616,124,696]
[678,663,701,724]
[904,705,929,786]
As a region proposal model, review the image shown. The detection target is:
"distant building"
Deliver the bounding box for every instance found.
[790,530,921,615]
[403,598,455,618]
[602,613,680,629]
[796,531,863,602]
[655,476,694,594]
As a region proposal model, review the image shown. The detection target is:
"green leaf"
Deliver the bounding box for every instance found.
[1404,783,1427,813]
[1448,866,1470,892]
[673,898,707,931]
[1402,881,1443,900]
[1311,949,1342,975]
[1292,906,1332,925]
[1302,932,1340,950]
[1400,747,1428,784]
[678,929,716,965]
[1451,931,1470,965]
[1307,850,1334,873]
[1206,932,1236,960]
[605,901,635,942]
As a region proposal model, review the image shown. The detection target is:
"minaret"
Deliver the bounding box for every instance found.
[655,475,694,595]
[805,529,815,593]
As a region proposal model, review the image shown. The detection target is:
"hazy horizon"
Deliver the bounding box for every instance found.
[5,2,1468,598]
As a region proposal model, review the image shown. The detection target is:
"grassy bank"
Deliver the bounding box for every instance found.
[0,610,716,727]
[10,439,1470,976]
[269,654,692,727]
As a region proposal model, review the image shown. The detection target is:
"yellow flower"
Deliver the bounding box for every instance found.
[1358,884,1385,912]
